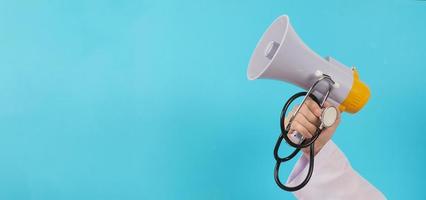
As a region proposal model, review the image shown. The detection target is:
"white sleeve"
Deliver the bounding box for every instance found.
[286,140,386,200]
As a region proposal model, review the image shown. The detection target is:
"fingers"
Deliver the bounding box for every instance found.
[292,114,318,135]
[284,98,341,156]
[286,98,322,141]
[289,120,313,139]
[286,97,340,144]
[299,104,321,126]
[304,98,322,117]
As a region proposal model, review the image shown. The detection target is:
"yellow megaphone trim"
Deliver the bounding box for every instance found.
[338,68,370,113]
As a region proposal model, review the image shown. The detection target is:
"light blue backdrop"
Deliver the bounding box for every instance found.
[0,0,425,199]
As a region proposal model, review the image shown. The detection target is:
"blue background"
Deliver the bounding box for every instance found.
[0,0,425,199]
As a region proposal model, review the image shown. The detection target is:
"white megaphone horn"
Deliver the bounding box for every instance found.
[247,15,370,113]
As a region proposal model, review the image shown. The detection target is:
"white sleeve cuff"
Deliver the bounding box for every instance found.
[286,140,339,185]
[285,140,386,199]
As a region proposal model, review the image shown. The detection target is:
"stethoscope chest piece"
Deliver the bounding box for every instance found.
[320,106,338,129]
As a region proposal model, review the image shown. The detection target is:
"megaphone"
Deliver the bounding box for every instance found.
[247,15,370,191]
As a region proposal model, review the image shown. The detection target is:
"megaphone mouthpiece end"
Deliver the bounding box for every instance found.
[247,70,260,80]
[247,74,254,80]
[247,15,291,82]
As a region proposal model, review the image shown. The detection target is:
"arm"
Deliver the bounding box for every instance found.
[285,99,385,199]
[287,140,385,199]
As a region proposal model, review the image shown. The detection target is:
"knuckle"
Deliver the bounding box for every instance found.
[293,123,304,133]
[299,106,308,116]
[309,125,318,134]
[311,101,320,110]
[304,131,312,138]
[290,105,300,113]
[306,109,316,119]
[289,121,298,130]
[305,99,321,115]
[295,116,306,125]
[305,99,313,107]
[304,108,318,122]
[293,114,301,121]
[314,108,322,117]
[292,121,300,130]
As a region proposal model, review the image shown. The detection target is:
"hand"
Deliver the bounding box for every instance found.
[284,98,341,156]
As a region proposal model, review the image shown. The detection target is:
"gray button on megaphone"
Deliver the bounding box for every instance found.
[265,41,280,59]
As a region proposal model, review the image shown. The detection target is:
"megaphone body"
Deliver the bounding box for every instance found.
[248,15,370,113]
[247,15,370,192]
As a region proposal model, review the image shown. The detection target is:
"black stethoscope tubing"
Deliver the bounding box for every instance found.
[273,92,322,192]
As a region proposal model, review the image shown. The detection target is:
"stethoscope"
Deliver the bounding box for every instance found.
[273,73,339,192]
